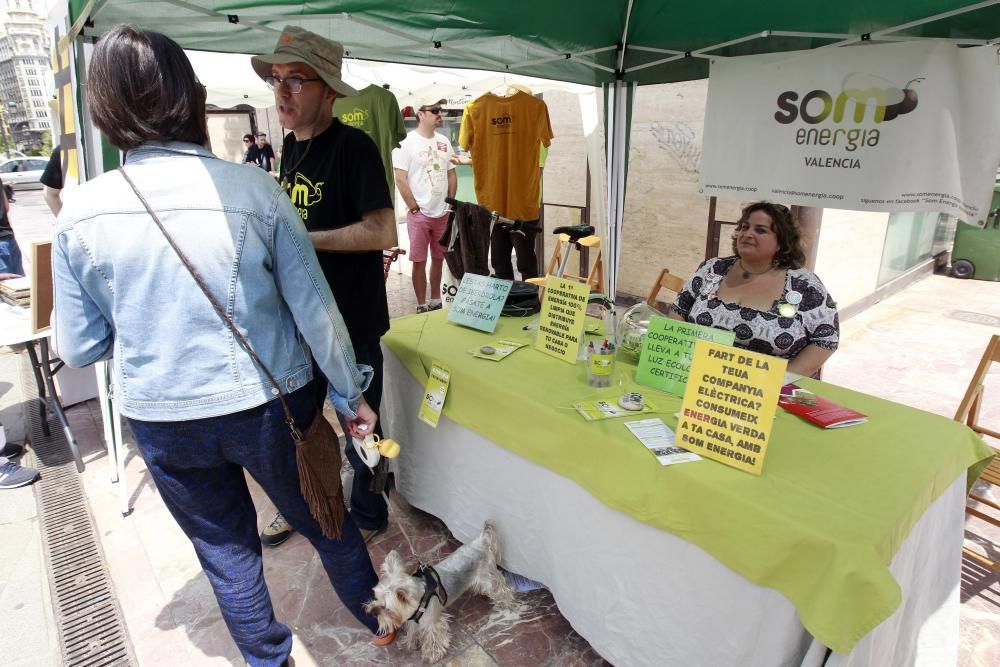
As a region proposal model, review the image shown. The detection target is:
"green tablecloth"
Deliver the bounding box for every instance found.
[383,311,994,654]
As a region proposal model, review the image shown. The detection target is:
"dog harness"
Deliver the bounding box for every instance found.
[407,564,448,623]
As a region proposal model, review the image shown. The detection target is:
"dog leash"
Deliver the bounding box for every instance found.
[407,564,448,622]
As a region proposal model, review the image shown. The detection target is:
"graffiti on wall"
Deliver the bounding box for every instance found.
[651,121,701,175]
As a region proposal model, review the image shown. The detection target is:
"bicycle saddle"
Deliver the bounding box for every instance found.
[552,224,595,242]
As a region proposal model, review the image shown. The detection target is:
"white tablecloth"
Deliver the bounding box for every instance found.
[381,349,963,667]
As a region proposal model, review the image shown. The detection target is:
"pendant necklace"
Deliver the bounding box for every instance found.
[739,259,771,280]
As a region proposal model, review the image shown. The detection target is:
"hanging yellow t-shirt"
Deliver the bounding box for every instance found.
[461,91,553,221]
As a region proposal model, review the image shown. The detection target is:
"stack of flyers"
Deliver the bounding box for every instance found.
[469,338,528,361]
[624,418,701,466]
[574,398,656,421]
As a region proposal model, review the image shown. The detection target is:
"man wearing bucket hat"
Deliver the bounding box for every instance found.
[251,27,396,555]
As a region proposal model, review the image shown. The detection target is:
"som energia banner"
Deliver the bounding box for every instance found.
[700,42,1000,226]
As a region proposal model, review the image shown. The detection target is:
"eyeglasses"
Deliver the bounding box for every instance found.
[263,75,322,94]
[420,107,442,115]
[243,138,252,143]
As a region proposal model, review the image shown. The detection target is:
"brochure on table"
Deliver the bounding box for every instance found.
[624,418,702,466]
[574,397,657,421]
[469,339,528,361]
[448,274,513,333]
[778,383,868,428]
[675,340,786,475]
[534,277,590,364]
[636,317,736,396]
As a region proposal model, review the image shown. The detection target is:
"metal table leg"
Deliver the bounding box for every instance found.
[23,342,51,437]
[38,338,84,473]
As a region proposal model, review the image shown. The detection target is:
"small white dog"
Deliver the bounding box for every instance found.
[365,521,515,661]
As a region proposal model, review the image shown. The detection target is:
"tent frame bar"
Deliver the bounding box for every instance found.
[825,0,999,47]
[512,46,618,73]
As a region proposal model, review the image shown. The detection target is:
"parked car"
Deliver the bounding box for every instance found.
[0,156,48,191]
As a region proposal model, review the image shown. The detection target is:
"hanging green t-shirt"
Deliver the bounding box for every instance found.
[333,84,406,198]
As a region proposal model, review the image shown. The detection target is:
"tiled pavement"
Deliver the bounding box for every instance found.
[2,189,998,665]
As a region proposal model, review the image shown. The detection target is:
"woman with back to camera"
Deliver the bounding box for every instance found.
[668,201,839,377]
[52,24,393,665]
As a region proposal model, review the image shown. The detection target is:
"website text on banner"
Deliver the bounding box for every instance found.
[700,42,1000,226]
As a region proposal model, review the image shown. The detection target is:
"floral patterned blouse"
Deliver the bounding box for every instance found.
[672,256,839,360]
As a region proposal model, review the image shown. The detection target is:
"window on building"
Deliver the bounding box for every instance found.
[36,111,47,118]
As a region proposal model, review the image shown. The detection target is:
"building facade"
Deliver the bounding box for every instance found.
[0,0,52,151]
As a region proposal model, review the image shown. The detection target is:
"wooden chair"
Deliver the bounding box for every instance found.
[955,334,1000,572]
[525,232,603,298]
[382,247,406,282]
[646,268,686,309]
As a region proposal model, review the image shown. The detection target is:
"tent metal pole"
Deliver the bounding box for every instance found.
[160,0,280,32]
[824,0,999,48]
[768,30,855,40]
[627,52,686,74]
[514,45,618,68]
[628,31,771,75]
[629,45,686,56]
[870,0,999,38]
[605,77,631,300]
[692,31,771,56]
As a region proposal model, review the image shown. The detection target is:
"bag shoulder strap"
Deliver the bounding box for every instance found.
[117,167,302,438]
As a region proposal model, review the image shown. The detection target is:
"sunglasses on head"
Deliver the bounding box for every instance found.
[421,107,442,115]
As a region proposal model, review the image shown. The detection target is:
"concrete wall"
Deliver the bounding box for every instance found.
[206,112,252,163]
[544,81,744,300]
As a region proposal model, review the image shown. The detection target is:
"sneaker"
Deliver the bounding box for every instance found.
[261,511,295,547]
[427,301,443,311]
[415,305,428,314]
[0,456,40,489]
[0,442,25,459]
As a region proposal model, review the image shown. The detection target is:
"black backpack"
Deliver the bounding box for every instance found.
[501,281,541,317]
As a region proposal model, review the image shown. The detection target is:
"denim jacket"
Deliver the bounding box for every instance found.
[53,142,371,421]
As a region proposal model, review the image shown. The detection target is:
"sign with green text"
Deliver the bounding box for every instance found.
[636,317,735,396]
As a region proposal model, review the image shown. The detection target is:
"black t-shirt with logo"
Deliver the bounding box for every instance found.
[245,144,275,171]
[281,120,392,342]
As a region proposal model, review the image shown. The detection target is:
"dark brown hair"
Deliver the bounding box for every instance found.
[731,201,806,269]
[87,25,208,151]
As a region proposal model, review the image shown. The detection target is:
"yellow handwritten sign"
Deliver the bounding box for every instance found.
[675,340,786,475]
[534,277,590,363]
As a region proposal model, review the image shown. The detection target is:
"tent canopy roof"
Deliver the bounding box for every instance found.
[72,1,1000,87]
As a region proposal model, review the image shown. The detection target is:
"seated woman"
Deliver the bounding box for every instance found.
[668,201,838,377]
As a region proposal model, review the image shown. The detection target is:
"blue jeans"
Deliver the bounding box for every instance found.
[0,237,24,276]
[127,383,379,666]
[314,338,389,531]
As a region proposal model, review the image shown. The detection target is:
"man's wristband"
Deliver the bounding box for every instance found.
[408,207,419,214]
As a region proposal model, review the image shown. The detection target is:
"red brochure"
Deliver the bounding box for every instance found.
[778,383,868,429]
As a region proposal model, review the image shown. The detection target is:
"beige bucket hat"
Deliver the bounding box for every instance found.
[251,26,359,98]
